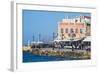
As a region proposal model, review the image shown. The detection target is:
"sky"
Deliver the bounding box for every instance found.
[22,10,91,45]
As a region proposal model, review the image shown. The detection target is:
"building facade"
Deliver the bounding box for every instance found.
[55,16,91,42]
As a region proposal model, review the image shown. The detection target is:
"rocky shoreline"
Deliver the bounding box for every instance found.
[23,47,91,59]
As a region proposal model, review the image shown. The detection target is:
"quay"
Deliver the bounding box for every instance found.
[23,47,90,59]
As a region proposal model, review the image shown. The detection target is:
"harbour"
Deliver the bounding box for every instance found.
[23,10,91,62]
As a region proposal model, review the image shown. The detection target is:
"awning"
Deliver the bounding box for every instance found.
[83,36,91,42]
[54,38,81,42]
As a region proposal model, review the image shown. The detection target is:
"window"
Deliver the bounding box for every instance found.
[73,34,76,37]
[75,28,78,33]
[61,28,63,33]
[75,19,78,22]
[70,28,74,33]
[65,28,68,33]
[80,29,83,34]
[68,33,71,37]
[68,33,76,38]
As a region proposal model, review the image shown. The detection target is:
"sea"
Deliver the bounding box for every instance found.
[23,51,82,63]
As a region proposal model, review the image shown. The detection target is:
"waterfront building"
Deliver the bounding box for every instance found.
[55,16,91,42]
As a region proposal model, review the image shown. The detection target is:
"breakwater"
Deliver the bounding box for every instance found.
[23,47,90,59]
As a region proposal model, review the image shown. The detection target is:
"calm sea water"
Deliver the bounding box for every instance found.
[23,51,82,62]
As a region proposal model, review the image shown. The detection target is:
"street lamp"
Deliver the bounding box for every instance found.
[52,32,55,50]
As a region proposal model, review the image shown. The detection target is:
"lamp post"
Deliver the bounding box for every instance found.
[38,34,41,42]
[32,35,35,49]
[38,34,41,49]
[52,32,55,50]
[33,35,35,42]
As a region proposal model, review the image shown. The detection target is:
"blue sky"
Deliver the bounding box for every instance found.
[22,10,91,45]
